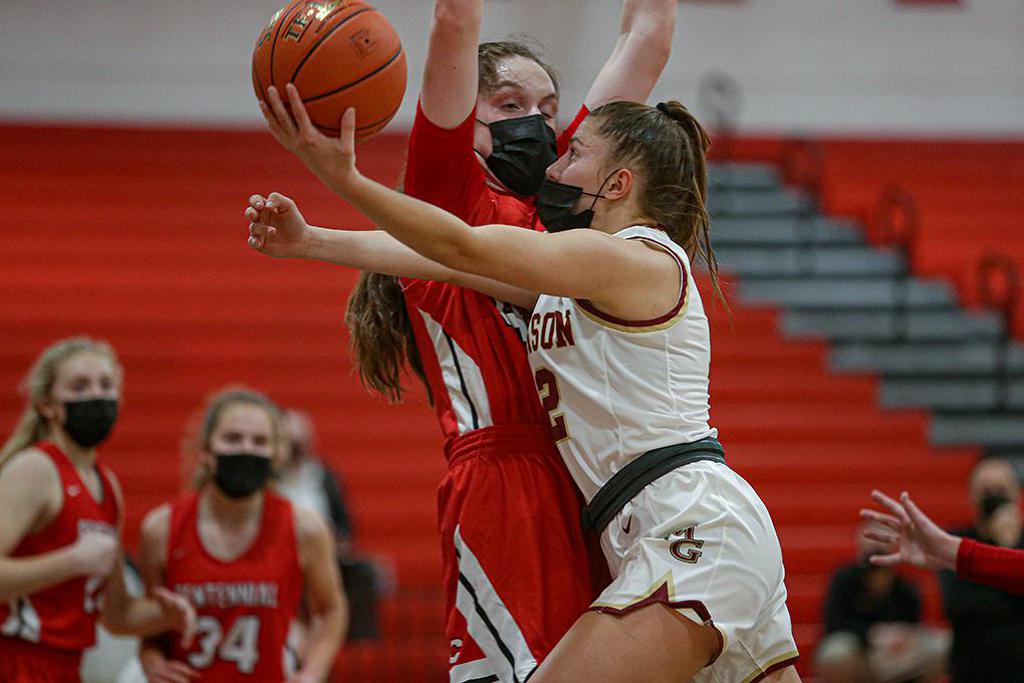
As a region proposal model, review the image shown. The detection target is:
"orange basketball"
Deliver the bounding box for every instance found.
[252,1,407,141]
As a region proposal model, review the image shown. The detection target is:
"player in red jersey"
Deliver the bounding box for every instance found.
[0,337,195,682]
[256,3,676,679]
[137,388,346,683]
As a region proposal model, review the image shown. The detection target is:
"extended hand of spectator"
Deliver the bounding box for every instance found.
[860,490,961,572]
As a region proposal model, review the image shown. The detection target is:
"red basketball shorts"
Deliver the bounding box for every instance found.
[438,424,607,683]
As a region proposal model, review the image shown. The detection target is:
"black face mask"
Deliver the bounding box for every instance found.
[213,454,272,499]
[478,114,557,196]
[62,399,119,449]
[535,172,616,233]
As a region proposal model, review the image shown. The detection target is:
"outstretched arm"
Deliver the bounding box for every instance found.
[420,0,482,128]
[583,0,677,109]
[245,193,537,309]
[861,490,961,572]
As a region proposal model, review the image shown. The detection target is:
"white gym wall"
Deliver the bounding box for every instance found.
[0,0,1021,135]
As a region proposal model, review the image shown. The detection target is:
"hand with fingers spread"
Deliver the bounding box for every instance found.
[259,84,360,195]
[860,490,961,572]
[246,192,314,258]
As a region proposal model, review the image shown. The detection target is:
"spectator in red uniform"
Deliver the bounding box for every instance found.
[136,388,346,683]
[0,337,194,682]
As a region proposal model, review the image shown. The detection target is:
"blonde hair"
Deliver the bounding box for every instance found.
[0,337,120,468]
[183,386,284,489]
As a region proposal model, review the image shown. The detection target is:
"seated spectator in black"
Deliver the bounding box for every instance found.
[815,523,948,683]
[939,457,1024,683]
[276,408,390,641]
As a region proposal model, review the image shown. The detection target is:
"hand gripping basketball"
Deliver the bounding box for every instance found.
[260,84,359,193]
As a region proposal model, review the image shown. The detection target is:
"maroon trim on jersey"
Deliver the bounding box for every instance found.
[749,655,801,682]
[591,583,724,666]
[575,236,687,328]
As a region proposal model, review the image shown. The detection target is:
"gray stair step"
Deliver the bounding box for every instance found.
[831,341,1007,375]
[785,309,1003,342]
[716,245,904,278]
[932,414,1024,448]
[740,278,955,309]
[713,217,864,247]
[708,163,781,191]
[881,378,1024,411]
[709,189,810,217]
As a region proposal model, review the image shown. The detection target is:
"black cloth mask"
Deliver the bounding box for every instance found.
[213,453,272,499]
[62,399,119,449]
[478,114,557,196]
[535,172,616,232]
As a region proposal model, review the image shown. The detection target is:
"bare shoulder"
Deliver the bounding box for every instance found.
[292,503,332,544]
[0,446,60,489]
[291,503,334,565]
[137,503,173,585]
[140,504,172,543]
[138,504,172,561]
[0,448,62,552]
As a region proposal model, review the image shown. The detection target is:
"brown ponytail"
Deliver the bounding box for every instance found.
[589,100,727,311]
[345,272,431,405]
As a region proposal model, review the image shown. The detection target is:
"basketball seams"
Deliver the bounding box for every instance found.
[288,6,376,86]
[268,0,307,92]
[254,0,406,140]
[301,45,404,104]
[316,95,404,137]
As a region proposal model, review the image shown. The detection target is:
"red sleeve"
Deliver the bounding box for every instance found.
[404,100,488,221]
[558,105,590,156]
[956,537,1024,595]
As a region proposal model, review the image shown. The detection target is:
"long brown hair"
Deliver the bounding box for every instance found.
[345,40,558,403]
[588,100,726,309]
[0,337,120,468]
[345,272,430,404]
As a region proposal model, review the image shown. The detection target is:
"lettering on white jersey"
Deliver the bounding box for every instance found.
[174,582,280,609]
[527,310,576,353]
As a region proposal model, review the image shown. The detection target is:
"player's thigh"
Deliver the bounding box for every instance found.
[530,604,718,683]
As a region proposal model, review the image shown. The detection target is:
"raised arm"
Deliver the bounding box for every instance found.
[245,193,537,309]
[420,0,482,128]
[306,109,678,318]
[583,0,677,109]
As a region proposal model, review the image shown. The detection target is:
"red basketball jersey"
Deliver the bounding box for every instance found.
[402,104,589,445]
[164,490,302,681]
[0,441,120,653]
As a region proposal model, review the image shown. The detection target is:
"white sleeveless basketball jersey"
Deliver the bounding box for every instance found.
[527,225,717,502]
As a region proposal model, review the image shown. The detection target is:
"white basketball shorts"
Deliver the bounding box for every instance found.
[592,460,799,683]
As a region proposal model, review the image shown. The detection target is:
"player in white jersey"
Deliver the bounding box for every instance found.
[248,95,800,682]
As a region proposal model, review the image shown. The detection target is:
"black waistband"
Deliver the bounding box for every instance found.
[580,437,726,535]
